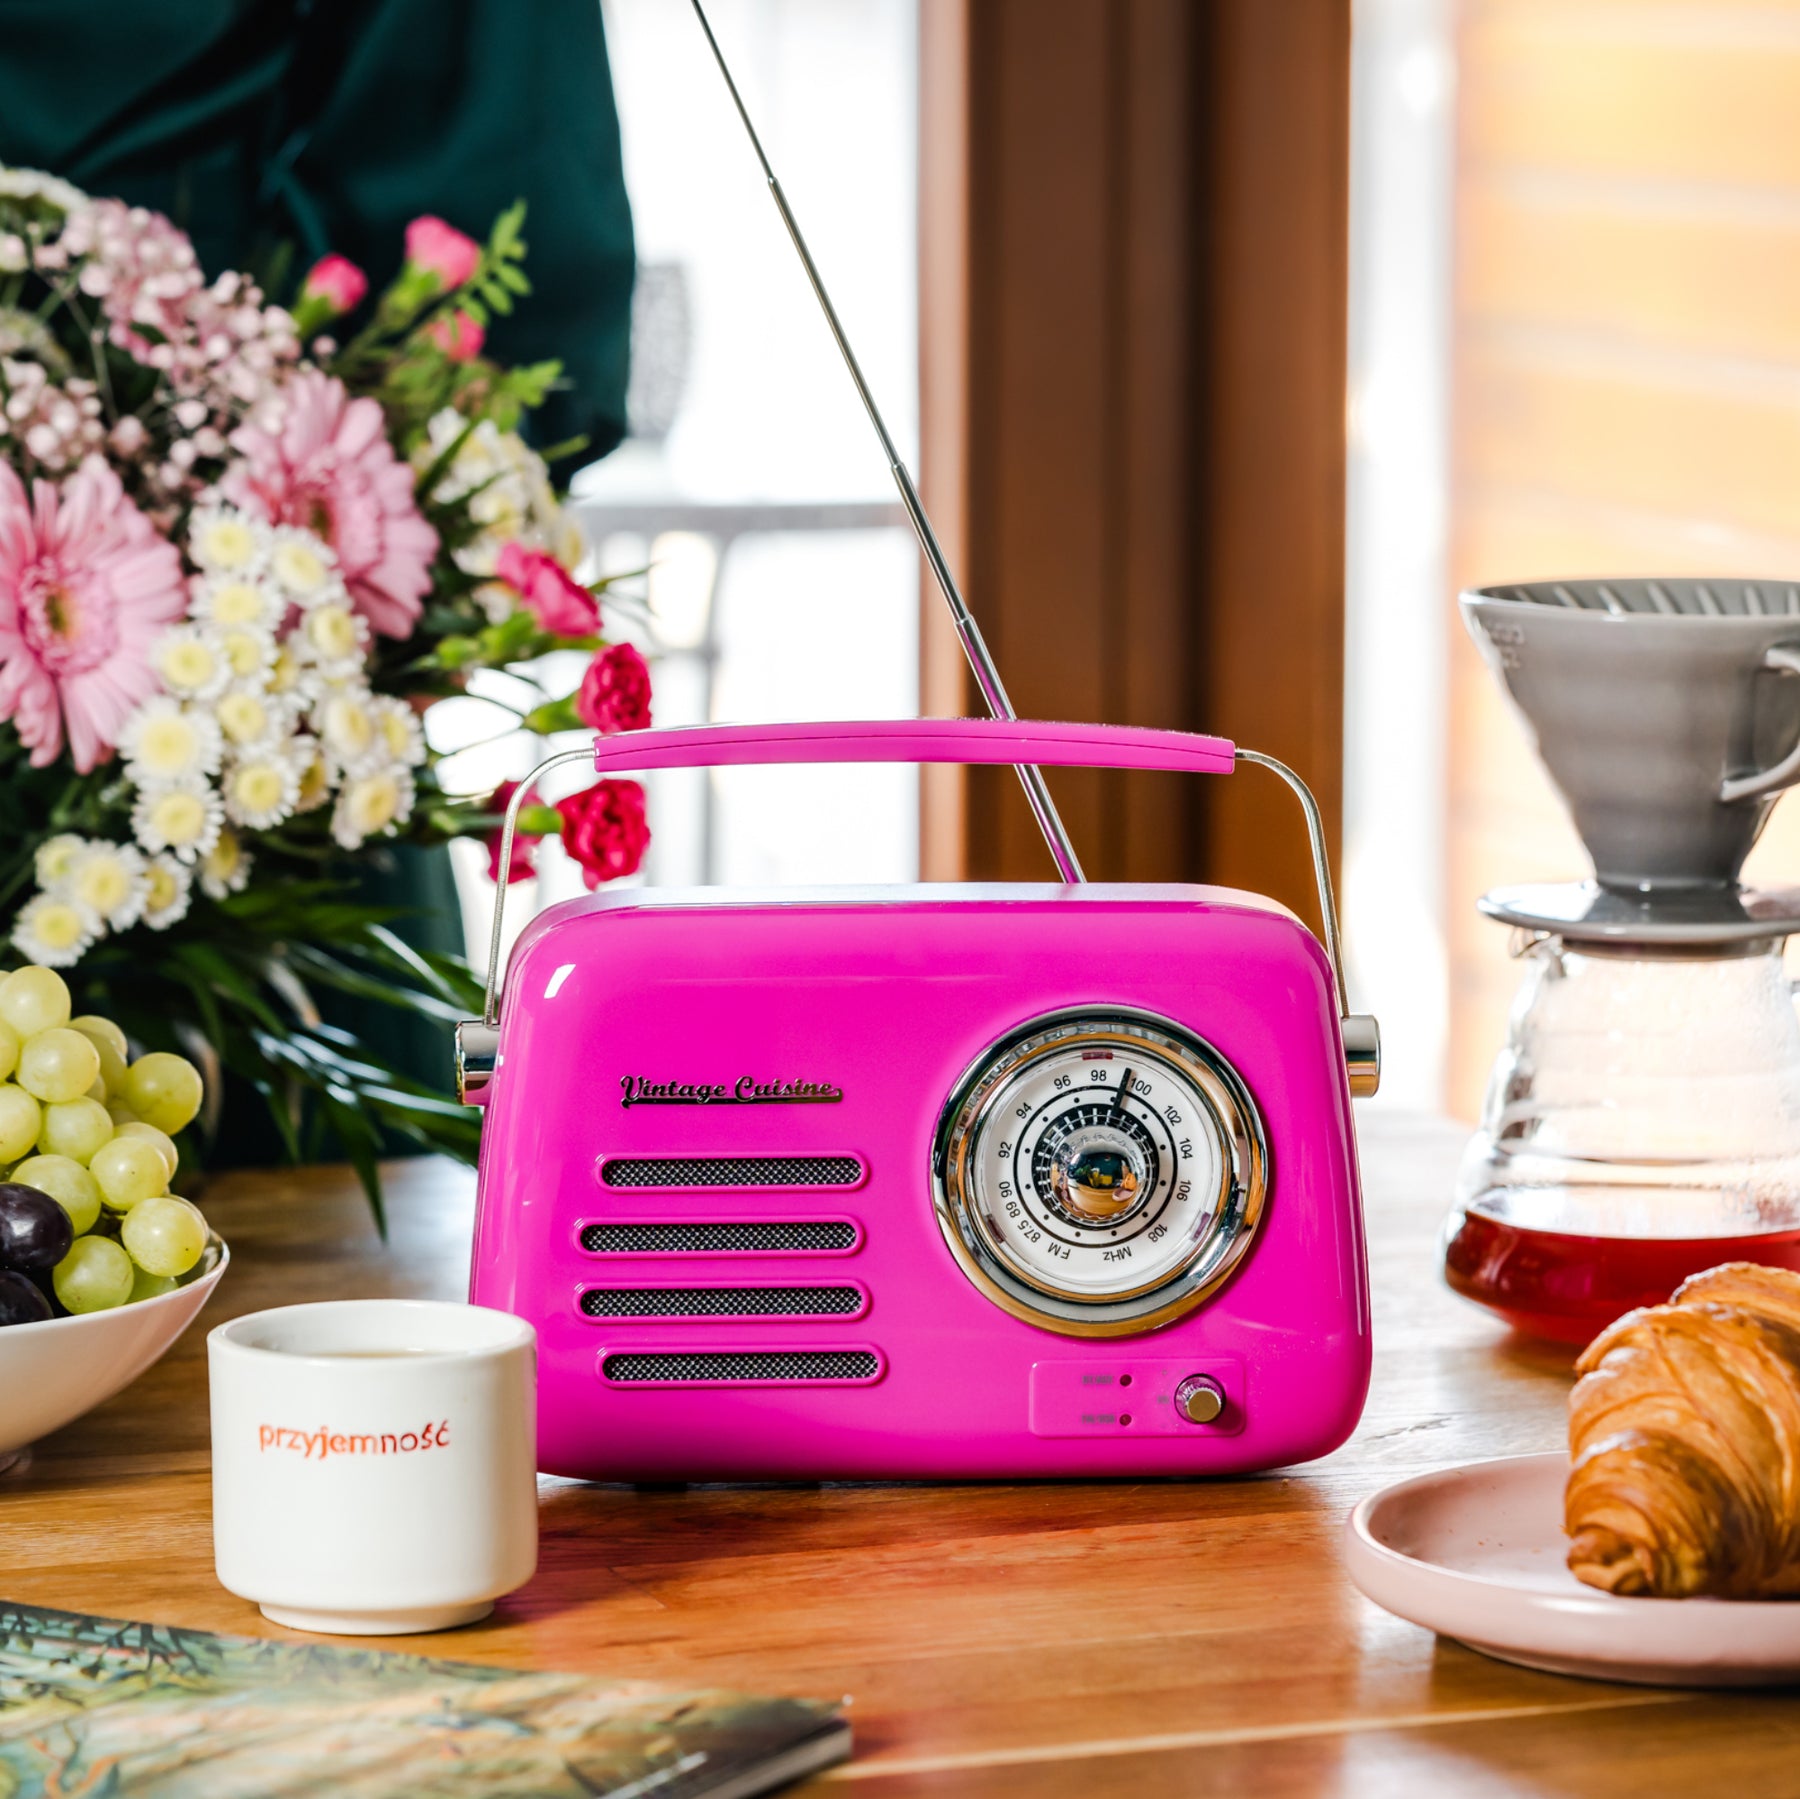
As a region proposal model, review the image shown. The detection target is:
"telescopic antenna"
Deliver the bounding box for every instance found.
[685,0,1086,882]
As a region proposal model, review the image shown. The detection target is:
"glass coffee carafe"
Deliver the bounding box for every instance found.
[1445,579,1800,1342]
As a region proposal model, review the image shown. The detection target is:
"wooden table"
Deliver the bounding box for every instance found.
[6,1113,1799,1795]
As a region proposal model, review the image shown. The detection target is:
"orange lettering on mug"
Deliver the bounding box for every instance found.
[254,1420,451,1458]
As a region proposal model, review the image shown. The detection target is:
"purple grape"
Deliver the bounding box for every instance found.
[0,1183,74,1271]
[0,1268,51,1326]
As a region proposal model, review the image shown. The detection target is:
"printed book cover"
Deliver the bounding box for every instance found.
[0,1602,849,1798]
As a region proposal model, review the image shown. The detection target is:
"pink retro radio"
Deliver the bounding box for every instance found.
[457,1,1380,1481]
[462,718,1378,1480]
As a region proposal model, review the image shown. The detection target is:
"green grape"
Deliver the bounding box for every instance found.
[106,1099,141,1128]
[115,1121,178,1180]
[90,1137,170,1211]
[53,1234,133,1313]
[121,1195,206,1278]
[69,1015,127,1059]
[17,1027,101,1104]
[37,1097,112,1164]
[69,1018,128,1098]
[128,1265,178,1302]
[122,1053,204,1135]
[0,1020,20,1084]
[14,1154,101,1235]
[0,967,71,1039]
[0,1084,42,1163]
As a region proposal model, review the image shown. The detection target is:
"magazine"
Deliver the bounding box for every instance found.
[0,1602,848,1798]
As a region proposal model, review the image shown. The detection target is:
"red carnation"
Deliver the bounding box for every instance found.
[555,779,649,889]
[404,215,481,290]
[496,540,599,637]
[575,642,652,735]
[426,308,486,362]
[486,780,540,885]
[300,253,368,316]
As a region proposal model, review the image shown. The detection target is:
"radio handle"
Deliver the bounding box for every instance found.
[466,719,1376,1097]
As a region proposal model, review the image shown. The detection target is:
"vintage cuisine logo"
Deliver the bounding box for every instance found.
[259,1421,451,1459]
[619,1074,843,1108]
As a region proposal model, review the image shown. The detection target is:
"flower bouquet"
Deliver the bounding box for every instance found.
[0,169,651,1209]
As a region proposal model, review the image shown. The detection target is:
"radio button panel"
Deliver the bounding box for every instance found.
[1028,1358,1245,1437]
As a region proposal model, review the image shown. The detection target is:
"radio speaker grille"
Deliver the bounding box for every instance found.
[581,1285,862,1318]
[601,1349,881,1384]
[580,1221,858,1255]
[600,1156,862,1189]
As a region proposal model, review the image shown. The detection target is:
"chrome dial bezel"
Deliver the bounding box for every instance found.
[930,1007,1270,1337]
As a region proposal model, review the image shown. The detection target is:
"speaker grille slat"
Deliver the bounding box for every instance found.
[580,1221,858,1255]
[581,1285,862,1319]
[602,1350,881,1384]
[602,1156,862,1189]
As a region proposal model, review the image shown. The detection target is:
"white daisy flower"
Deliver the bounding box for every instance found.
[331,766,416,851]
[316,688,382,772]
[221,746,302,830]
[12,891,100,968]
[369,695,426,768]
[121,698,223,784]
[130,777,224,862]
[139,854,194,930]
[551,505,587,573]
[33,832,85,893]
[199,828,252,901]
[290,738,332,813]
[291,598,368,678]
[0,168,90,215]
[153,624,231,702]
[266,641,309,701]
[187,506,265,577]
[473,580,516,625]
[194,574,279,632]
[68,841,147,930]
[266,527,338,601]
[215,684,292,748]
[217,623,276,683]
[417,413,578,579]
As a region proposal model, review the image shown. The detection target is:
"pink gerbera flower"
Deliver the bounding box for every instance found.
[223,370,438,637]
[0,456,187,771]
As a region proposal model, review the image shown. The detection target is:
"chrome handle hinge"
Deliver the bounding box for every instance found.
[455,1019,500,1105]
[1342,1013,1381,1098]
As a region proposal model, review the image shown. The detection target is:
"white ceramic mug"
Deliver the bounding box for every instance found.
[208,1299,537,1635]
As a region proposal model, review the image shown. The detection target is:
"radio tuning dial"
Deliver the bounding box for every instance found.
[932,1008,1269,1338]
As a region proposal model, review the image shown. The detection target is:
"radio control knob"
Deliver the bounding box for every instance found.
[1175,1375,1225,1424]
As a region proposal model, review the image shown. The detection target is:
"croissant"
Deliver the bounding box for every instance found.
[1565,1262,1800,1598]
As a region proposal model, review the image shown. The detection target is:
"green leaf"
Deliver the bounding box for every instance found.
[318,1087,387,1236]
[280,944,466,1024]
[413,414,477,500]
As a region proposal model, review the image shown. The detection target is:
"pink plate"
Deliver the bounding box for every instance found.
[1345,1452,1800,1687]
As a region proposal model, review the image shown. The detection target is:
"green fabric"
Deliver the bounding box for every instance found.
[0,0,635,459]
[0,0,636,1153]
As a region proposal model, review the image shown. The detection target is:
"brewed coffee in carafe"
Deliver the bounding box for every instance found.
[1447,579,1800,1342]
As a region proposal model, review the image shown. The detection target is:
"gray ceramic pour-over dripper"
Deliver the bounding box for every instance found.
[1462,579,1800,893]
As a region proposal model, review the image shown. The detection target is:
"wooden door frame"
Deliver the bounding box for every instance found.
[917,0,1350,930]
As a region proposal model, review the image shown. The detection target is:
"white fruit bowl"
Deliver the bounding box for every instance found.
[0,1233,228,1471]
